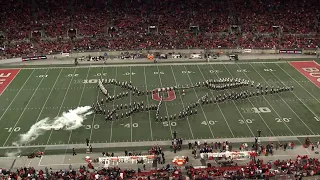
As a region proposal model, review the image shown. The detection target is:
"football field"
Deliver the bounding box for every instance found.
[0,60,320,153]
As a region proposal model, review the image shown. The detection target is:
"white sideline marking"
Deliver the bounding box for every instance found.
[3,69,50,146]
[0,70,35,124]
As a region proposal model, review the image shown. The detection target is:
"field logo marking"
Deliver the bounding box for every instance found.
[289,61,320,88]
[0,69,20,95]
[152,89,176,101]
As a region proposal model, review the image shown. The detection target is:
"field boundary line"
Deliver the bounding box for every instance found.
[0,70,35,123]
[261,63,315,135]
[169,66,194,139]
[1,135,318,150]
[156,66,173,138]
[3,69,50,146]
[143,67,154,141]
[196,65,235,138]
[43,68,78,150]
[182,65,215,138]
[209,64,255,136]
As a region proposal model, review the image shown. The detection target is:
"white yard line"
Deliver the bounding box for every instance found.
[32,68,64,167]
[169,66,194,139]
[143,67,154,141]
[0,69,21,96]
[224,64,276,136]
[278,63,320,112]
[196,65,235,138]
[109,67,118,142]
[261,63,315,135]
[0,70,35,123]
[34,69,63,122]
[242,64,296,135]
[91,67,106,142]
[249,64,312,154]
[129,66,133,142]
[182,65,215,138]
[209,64,255,136]
[156,66,173,138]
[3,69,50,146]
[43,68,78,147]
[61,67,92,163]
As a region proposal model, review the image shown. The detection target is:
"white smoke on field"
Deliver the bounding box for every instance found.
[6,106,93,157]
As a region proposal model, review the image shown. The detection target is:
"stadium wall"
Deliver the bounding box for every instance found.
[49,48,319,59]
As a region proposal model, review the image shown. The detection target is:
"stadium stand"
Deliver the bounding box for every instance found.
[0,0,319,59]
[0,155,319,179]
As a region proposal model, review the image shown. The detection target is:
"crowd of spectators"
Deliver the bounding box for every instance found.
[1,155,319,179]
[187,155,320,179]
[0,0,319,59]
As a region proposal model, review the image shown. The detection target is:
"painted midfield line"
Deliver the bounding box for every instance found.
[0,70,35,124]
[169,66,194,139]
[196,65,234,138]
[226,64,276,137]
[182,65,215,138]
[43,68,78,149]
[209,64,255,136]
[156,66,173,138]
[249,64,295,135]
[261,63,315,135]
[3,69,50,146]
[143,67,153,141]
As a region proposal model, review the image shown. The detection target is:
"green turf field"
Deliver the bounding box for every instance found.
[0,61,320,150]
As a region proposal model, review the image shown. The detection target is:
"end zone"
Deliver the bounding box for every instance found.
[0,69,21,95]
[289,61,320,88]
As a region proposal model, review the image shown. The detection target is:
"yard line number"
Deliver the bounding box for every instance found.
[96,73,107,76]
[201,121,217,125]
[242,107,271,114]
[237,69,248,73]
[264,69,275,72]
[154,72,164,75]
[239,119,255,124]
[37,75,48,78]
[163,121,177,127]
[209,70,221,73]
[123,123,139,128]
[5,127,21,132]
[275,118,292,123]
[85,124,100,129]
[67,74,79,77]
[182,71,194,74]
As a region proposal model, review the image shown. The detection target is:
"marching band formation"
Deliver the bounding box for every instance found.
[91,78,294,122]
